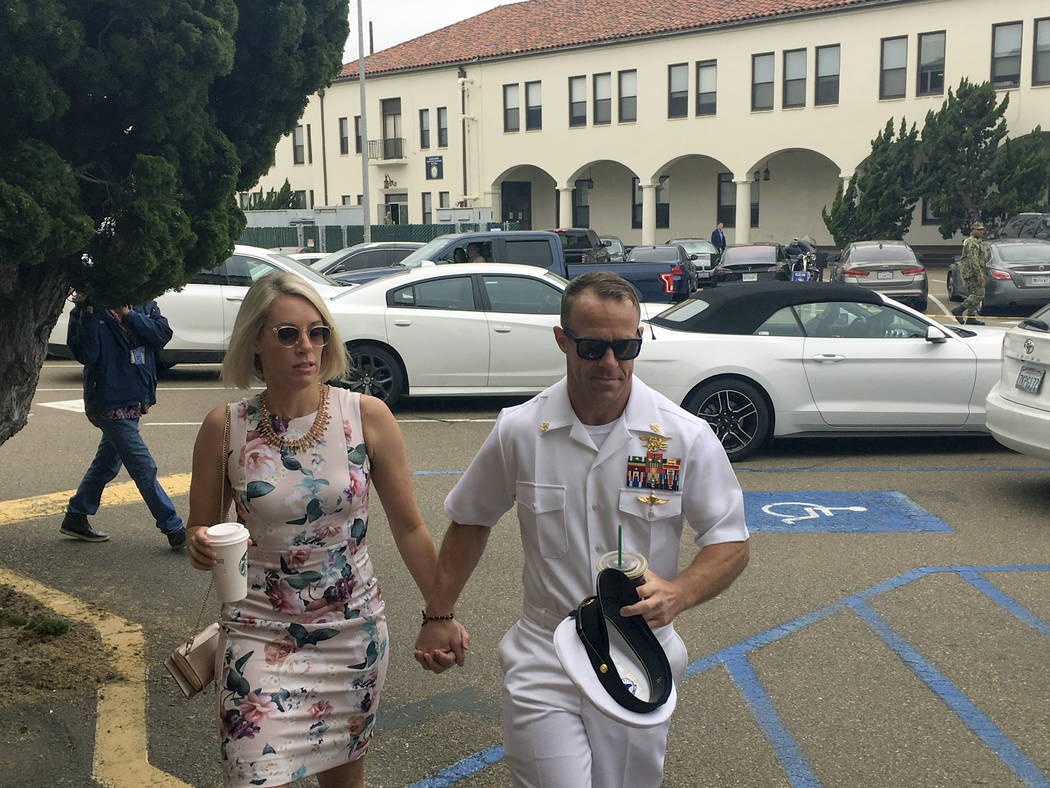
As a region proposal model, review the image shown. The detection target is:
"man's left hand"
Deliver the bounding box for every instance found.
[619,571,682,628]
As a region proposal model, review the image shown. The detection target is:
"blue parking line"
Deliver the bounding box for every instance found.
[847,598,1049,787]
[405,566,1049,787]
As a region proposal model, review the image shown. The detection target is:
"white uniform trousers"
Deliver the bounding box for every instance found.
[498,608,688,788]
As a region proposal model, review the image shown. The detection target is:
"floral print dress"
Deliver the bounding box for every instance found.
[217,387,387,786]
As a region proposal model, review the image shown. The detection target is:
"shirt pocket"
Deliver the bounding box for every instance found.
[617,488,683,554]
[516,481,568,559]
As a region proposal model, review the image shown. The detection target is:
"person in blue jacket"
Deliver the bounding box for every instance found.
[62,296,185,547]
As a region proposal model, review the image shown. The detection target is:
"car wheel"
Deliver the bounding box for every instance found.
[682,378,771,462]
[914,297,928,312]
[336,344,404,405]
[947,272,962,302]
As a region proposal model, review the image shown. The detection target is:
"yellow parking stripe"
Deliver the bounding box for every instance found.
[1,570,190,787]
[0,473,192,526]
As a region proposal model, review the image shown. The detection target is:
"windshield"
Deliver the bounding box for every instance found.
[558,232,595,250]
[723,247,776,264]
[273,254,339,286]
[652,297,711,323]
[628,247,679,263]
[671,240,717,255]
[397,236,455,268]
[309,248,352,272]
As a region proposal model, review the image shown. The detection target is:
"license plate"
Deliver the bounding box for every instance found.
[1028,275,1050,285]
[877,271,893,280]
[1016,365,1045,394]
[742,273,758,282]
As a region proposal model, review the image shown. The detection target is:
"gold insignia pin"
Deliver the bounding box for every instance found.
[649,423,662,434]
[637,493,669,506]
[539,421,550,433]
[644,434,670,453]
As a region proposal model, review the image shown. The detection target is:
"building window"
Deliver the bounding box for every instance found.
[783,49,806,108]
[656,176,670,229]
[752,53,774,111]
[696,60,716,115]
[569,76,586,127]
[630,178,642,229]
[880,36,907,99]
[717,173,736,227]
[918,31,945,95]
[921,197,940,226]
[593,73,611,125]
[292,125,305,164]
[992,22,1022,89]
[668,63,688,117]
[293,189,307,208]
[751,181,760,228]
[1035,18,1050,86]
[341,195,352,205]
[339,117,349,155]
[437,107,448,147]
[356,194,363,205]
[354,116,362,154]
[815,45,840,105]
[618,70,637,122]
[503,84,520,132]
[572,180,590,227]
[422,192,432,224]
[525,81,542,129]
[439,191,450,209]
[420,108,430,148]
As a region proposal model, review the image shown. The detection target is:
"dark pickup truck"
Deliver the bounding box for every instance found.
[331,230,695,302]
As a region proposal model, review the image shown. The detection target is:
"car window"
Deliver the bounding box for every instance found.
[482,275,562,314]
[390,247,418,263]
[998,244,1050,264]
[850,245,916,262]
[505,239,553,266]
[226,255,281,287]
[559,233,593,250]
[802,301,927,338]
[723,247,776,264]
[627,247,680,263]
[344,249,388,272]
[188,262,228,286]
[390,276,475,310]
[754,307,804,337]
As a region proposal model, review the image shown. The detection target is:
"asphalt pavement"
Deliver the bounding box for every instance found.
[2,287,1049,787]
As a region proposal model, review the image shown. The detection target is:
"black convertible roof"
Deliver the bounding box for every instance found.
[649,281,884,334]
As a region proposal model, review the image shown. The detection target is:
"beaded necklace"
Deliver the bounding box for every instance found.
[256,384,330,453]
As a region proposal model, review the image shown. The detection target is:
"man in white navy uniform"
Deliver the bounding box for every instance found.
[416,271,750,787]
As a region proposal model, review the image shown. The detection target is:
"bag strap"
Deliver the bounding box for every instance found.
[185,403,232,645]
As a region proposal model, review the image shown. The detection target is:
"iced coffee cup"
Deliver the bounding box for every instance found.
[207,523,250,603]
[598,549,648,586]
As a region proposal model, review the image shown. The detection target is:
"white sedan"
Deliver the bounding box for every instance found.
[635,281,1006,461]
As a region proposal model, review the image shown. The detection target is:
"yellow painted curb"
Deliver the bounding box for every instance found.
[1,570,190,787]
[0,473,192,526]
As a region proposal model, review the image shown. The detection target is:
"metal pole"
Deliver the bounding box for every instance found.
[357,0,371,242]
[318,88,329,209]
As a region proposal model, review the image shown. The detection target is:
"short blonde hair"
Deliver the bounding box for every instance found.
[221,273,348,388]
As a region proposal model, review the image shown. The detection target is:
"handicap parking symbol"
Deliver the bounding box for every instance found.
[744,491,954,533]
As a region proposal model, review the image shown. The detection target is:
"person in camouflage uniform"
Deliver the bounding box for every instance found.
[952,220,987,325]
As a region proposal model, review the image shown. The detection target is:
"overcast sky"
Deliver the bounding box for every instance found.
[342,0,508,63]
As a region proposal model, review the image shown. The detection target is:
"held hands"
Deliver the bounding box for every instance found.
[414,618,470,673]
[186,526,216,571]
[619,570,682,629]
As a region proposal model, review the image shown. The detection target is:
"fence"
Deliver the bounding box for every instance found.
[237,222,520,252]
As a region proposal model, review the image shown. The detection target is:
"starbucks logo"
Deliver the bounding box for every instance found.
[239,551,247,577]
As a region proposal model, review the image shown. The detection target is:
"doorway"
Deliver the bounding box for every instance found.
[501,181,532,229]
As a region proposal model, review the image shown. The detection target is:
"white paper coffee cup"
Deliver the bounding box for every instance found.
[207,523,250,603]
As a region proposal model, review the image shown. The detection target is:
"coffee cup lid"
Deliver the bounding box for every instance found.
[206,522,250,546]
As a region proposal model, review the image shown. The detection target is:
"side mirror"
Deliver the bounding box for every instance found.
[926,325,948,344]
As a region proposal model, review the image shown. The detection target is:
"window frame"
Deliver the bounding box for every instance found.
[525,80,542,130]
[569,75,587,127]
[917,31,946,96]
[655,175,670,229]
[339,117,349,155]
[354,116,362,154]
[717,173,736,228]
[419,108,430,149]
[618,69,637,122]
[752,52,775,111]
[593,72,612,125]
[815,44,840,106]
[991,21,1023,90]
[668,63,688,118]
[503,83,520,132]
[1035,18,1050,86]
[630,178,643,229]
[421,192,432,224]
[782,48,807,108]
[696,60,717,116]
[437,107,448,147]
[572,179,590,228]
[879,36,908,99]
[292,125,305,164]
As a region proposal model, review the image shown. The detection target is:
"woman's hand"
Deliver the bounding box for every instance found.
[186,526,216,571]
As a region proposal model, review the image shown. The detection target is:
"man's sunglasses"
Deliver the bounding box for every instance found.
[562,327,643,361]
[271,324,331,348]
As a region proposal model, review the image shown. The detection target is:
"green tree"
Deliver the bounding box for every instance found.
[822,119,921,247]
[249,179,298,210]
[919,78,1050,237]
[0,0,349,444]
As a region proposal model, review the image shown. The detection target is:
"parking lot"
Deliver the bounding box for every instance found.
[2,279,1049,787]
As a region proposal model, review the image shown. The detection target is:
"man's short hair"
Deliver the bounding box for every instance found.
[560,271,640,330]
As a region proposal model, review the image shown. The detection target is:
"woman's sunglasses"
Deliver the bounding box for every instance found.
[562,327,642,361]
[271,324,331,348]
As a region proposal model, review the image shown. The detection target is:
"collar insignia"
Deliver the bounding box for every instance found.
[539,421,550,433]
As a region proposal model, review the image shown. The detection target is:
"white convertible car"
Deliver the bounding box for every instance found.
[634,281,1006,460]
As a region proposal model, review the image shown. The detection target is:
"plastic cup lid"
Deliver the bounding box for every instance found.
[206,522,250,546]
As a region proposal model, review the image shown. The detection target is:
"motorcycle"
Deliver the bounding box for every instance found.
[783,237,824,282]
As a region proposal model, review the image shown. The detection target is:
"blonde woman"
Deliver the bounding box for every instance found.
[187,273,463,787]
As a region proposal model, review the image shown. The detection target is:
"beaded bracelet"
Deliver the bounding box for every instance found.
[420,610,455,627]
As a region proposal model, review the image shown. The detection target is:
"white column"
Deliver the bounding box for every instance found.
[641,185,657,246]
[734,180,752,245]
[558,186,574,228]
